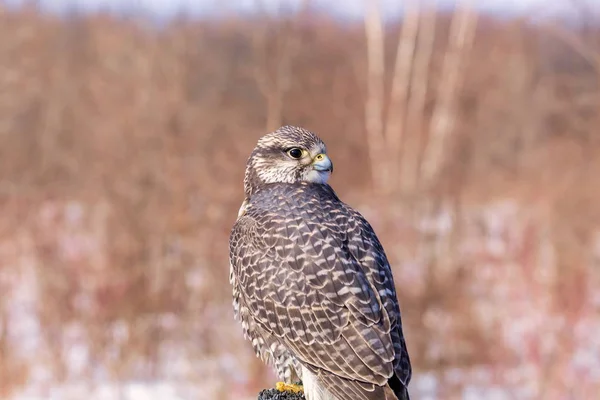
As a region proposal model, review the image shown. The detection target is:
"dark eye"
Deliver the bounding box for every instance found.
[287,148,303,159]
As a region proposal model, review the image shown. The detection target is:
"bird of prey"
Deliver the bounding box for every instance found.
[229,126,411,400]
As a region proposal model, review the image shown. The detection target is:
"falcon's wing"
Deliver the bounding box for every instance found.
[229,184,411,399]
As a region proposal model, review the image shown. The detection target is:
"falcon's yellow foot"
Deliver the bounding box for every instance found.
[275,381,304,394]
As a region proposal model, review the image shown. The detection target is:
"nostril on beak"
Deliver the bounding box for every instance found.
[315,154,324,161]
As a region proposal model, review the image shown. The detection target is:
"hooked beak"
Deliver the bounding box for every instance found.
[312,153,333,173]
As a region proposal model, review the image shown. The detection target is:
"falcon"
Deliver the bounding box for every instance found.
[229,126,412,400]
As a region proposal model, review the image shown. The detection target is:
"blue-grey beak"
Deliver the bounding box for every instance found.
[312,153,333,173]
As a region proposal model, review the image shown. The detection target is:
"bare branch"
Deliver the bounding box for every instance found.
[421,0,478,185]
[385,0,420,185]
[540,22,600,73]
[252,0,309,132]
[400,6,437,194]
[364,0,388,193]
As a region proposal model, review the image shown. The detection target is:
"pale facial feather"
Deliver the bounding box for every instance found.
[253,143,330,186]
[243,126,332,196]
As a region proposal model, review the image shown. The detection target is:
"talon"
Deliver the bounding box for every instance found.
[275,381,304,393]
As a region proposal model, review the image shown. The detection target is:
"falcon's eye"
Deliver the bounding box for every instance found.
[286,148,303,159]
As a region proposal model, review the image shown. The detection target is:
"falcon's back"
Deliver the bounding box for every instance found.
[229,181,411,400]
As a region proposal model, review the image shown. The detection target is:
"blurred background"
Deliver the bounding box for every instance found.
[1,0,599,399]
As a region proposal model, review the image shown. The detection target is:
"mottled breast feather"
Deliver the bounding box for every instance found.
[229,182,411,399]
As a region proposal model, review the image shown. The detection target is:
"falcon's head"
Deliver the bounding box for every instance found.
[243,126,333,197]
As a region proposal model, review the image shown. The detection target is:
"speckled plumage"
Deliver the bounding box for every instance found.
[230,126,411,400]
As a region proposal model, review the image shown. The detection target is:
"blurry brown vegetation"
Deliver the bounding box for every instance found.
[1,2,600,399]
